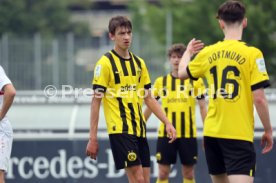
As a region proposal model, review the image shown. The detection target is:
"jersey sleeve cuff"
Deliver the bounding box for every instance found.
[144,83,151,89]
[251,80,271,91]
[186,66,198,81]
[155,96,160,100]
[196,94,206,100]
[93,84,107,93]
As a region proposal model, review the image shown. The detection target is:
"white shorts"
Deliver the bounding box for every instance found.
[0,118,13,173]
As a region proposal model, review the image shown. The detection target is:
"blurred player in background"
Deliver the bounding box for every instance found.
[0,66,16,183]
[178,1,273,183]
[86,16,176,183]
[144,43,207,183]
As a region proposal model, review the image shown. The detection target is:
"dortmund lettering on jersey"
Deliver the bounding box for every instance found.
[92,50,151,137]
[187,40,270,142]
[153,74,205,138]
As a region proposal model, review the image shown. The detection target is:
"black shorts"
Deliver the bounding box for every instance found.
[156,137,197,166]
[109,134,150,170]
[204,136,256,176]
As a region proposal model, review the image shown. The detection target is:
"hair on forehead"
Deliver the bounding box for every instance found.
[168,43,186,57]
[108,16,132,35]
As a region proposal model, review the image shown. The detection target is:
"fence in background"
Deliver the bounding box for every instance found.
[0,33,167,90]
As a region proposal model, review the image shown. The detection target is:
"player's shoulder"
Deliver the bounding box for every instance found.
[154,75,164,84]
[96,52,113,66]
[194,77,204,84]
[130,52,146,66]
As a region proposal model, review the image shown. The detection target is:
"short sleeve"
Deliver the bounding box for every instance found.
[0,66,12,91]
[140,60,151,89]
[92,57,110,93]
[250,49,270,91]
[187,49,207,80]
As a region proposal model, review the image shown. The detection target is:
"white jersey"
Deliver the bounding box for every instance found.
[0,65,13,172]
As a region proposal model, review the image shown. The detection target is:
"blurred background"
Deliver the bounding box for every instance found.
[0,0,276,182]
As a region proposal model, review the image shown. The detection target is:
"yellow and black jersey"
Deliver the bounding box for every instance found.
[92,49,151,137]
[153,74,205,138]
[187,40,270,142]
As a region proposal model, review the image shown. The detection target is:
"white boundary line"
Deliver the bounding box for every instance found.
[13,131,275,140]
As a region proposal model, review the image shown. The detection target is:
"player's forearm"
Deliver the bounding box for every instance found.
[178,51,191,80]
[0,84,16,120]
[89,96,102,139]
[253,89,272,133]
[144,96,170,125]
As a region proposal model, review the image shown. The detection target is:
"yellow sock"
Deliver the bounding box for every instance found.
[156,179,169,183]
[183,178,196,183]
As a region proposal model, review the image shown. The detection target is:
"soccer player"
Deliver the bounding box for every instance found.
[144,43,207,183]
[178,1,274,183]
[86,16,176,183]
[0,66,16,183]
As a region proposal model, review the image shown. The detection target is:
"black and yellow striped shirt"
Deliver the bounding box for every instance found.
[92,49,151,137]
[153,74,205,138]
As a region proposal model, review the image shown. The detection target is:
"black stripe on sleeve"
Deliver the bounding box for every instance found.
[196,94,206,100]
[128,103,137,136]
[155,96,160,101]
[186,66,198,81]
[144,83,151,89]
[117,97,128,133]
[251,80,271,91]
[92,84,106,93]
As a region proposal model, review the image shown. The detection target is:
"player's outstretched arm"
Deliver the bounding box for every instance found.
[253,88,273,154]
[178,38,204,80]
[0,84,16,120]
[144,89,176,143]
[86,92,103,160]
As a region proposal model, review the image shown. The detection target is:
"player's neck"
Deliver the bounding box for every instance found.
[223,27,243,41]
[171,71,178,78]
[113,47,130,59]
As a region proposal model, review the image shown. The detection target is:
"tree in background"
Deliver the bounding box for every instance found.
[129,0,276,85]
[0,0,90,37]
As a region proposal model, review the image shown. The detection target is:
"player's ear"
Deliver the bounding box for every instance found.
[218,19,225,29]
[109,32,115,41]
[242,18,247,28]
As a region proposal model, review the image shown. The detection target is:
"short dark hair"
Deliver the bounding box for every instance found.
[168,43,186,57]
[108,16,132,35]
[217,0,246,23]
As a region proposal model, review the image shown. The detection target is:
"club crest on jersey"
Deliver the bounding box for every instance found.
[136,68,141,76]
[127,151,137,161]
